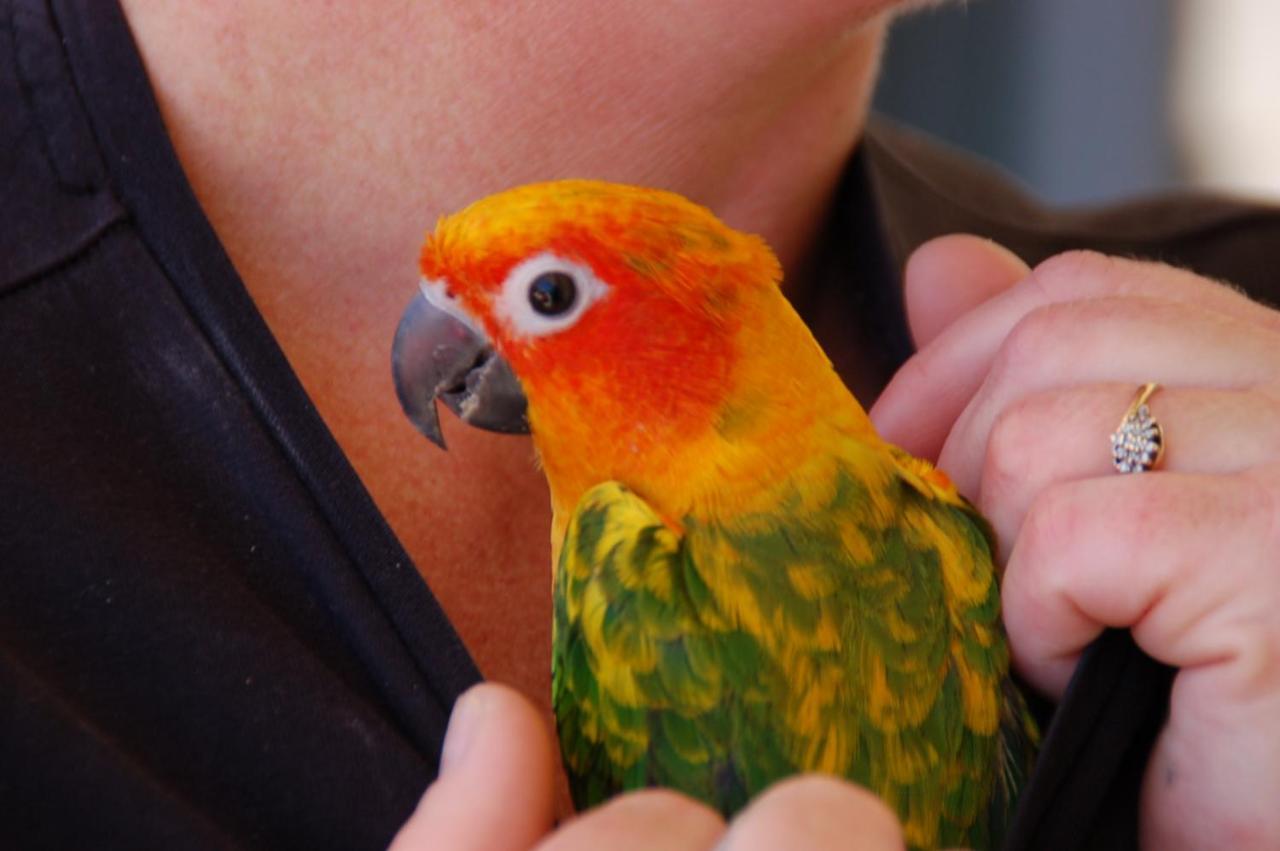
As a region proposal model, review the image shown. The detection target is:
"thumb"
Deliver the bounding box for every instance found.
[902,234,1030,349]
[390,683,557,851]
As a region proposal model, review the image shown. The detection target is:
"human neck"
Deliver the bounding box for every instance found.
[113,0,893,710]
[118,2,888,300]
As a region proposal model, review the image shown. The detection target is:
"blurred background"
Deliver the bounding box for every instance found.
[874,0,1280,206]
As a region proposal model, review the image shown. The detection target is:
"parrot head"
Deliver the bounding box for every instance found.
[393,180,865,525]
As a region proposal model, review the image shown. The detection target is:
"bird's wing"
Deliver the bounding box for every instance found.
[553,465,1021,849]
[553,480,785,813]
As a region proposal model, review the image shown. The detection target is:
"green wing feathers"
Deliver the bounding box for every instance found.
[553,467,1037,850]
[553,482,780,813]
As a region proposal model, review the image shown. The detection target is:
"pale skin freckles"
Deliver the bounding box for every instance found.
[116,0,894,724]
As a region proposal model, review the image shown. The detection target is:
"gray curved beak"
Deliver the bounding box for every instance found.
[391,292,529,448]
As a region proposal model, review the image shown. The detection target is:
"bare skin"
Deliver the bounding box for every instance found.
[117,0,892,715]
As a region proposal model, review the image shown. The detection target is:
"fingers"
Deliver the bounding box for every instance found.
[538,777,907,851]
[872,249,1277,461]
[390,683,557,851]
[394,692,909,851]
[873,235,1030,457]
[882,242,1280,849]
[1000,470,1280,700]
[718,776,906,851]
[976,384,1280,561]
[902,234,1031,350]
[536,789,724,851]
[1001,468,1280,848]
[937,297,1279,497]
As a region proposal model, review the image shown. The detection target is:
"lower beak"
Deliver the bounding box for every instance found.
[391,292,529,448]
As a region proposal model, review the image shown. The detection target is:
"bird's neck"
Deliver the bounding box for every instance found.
[537,285,881,550]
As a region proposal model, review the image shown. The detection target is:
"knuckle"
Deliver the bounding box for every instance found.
[752,775,903,836]
[1237,617,1280,699]
[1120,484,1166,540]
[1240,468,1280,560]
[982,395,1046,504]
[893,350,936,397]
[619,787,702,813]
[1028,249,1117,298]
[1246,402,1280,461]
[1260,473,1280,553]
[1017,486,1079,591]
[989,305,1062,386]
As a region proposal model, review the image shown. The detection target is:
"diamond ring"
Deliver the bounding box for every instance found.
[1111,382,1164,473]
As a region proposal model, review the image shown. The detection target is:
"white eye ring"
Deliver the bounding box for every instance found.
[494,252,608,338]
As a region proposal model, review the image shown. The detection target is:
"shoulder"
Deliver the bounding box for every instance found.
[558,481,683,581]
[862,117,1280,304]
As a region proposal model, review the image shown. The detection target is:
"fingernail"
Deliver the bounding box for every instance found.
[441,686,488,773]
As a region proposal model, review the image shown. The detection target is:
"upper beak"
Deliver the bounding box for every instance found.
[391,291,529,448]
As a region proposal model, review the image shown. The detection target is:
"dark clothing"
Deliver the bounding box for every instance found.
[867,119,1280,286]
[3,3,474,848]
[2,1,1278,848]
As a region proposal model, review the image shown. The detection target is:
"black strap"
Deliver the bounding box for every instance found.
[1004,629,1176,850]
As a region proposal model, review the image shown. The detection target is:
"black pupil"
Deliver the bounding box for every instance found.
[528,272,577,316]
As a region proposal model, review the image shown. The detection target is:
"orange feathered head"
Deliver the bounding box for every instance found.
[419,179,778,387]
[393,179,842,521]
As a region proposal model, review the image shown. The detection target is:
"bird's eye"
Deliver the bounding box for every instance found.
[528,272,578,316]
[495,253,608,338]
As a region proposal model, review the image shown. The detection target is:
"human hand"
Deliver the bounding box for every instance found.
[390,683,906,850]
[871,235,1280,849]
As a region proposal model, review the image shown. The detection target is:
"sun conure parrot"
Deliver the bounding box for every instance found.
[390,180,1038,850]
